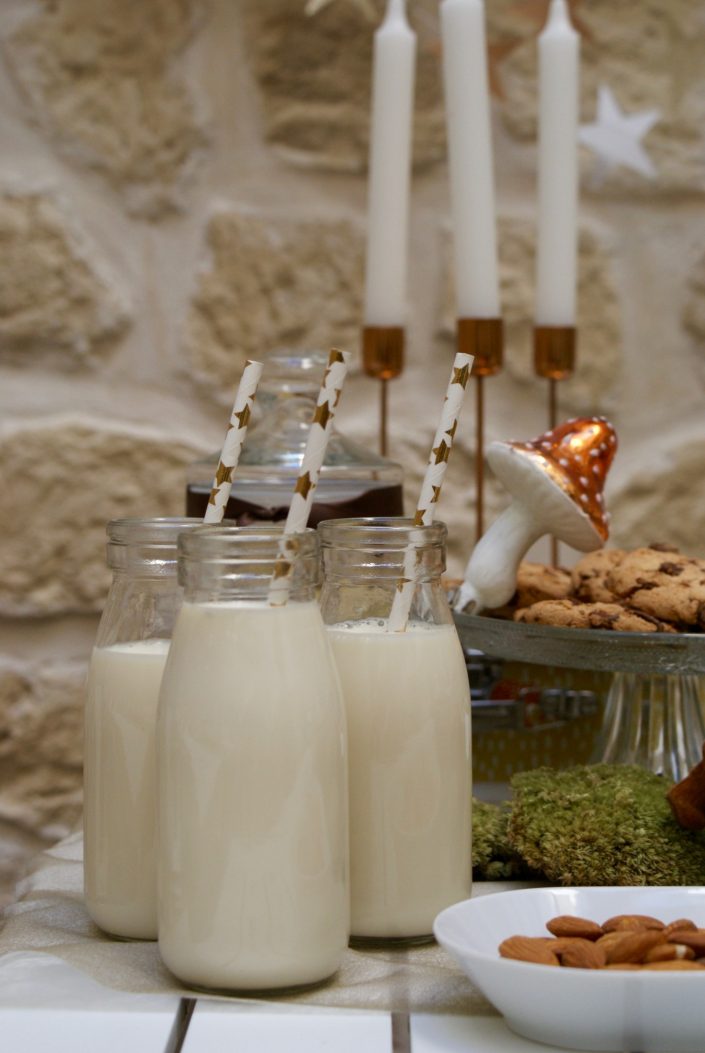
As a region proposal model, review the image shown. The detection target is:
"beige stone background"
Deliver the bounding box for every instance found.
[1,0,705,906]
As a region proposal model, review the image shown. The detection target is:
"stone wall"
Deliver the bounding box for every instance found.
[2,0,705,901]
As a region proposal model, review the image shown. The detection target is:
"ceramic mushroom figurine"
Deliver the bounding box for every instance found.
[454,417,617,613]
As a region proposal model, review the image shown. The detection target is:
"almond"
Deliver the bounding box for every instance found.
[557,938,607,969]
[602,914,665,933]
[546,915,604,940]
[663,918,697,937]
[604,930,666,964]
[665,930,705,954]
[642,960,705,971]
[499,935,560,965]
[643,943,696,963]
[596,931,625,951]
[549,937,595,954]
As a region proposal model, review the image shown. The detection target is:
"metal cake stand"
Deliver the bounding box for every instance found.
[454,613,705,782]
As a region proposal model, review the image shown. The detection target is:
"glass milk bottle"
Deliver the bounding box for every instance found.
[157,525,349,991]
[319,518,471,943]
[83,517,200,940]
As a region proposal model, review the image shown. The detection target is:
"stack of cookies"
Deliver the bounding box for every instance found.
[488,544,705,633]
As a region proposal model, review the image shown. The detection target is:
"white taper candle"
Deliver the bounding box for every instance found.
[535,0,580,326]
[441,0,500,318]
[363,0,416,327]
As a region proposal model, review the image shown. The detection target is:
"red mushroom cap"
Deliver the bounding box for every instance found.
[506,417,617,542]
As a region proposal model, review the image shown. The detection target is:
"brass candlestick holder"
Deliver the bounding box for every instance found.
[362,324,405,456]
[534,324,577,564]
[458,317,503,541]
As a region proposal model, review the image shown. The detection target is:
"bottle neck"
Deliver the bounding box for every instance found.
[318,518,451,627]
[319,517,446,584]
[106,517,202,577]
[178,525,319,604]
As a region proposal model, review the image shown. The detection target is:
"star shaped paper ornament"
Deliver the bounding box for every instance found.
[579,86,660,181]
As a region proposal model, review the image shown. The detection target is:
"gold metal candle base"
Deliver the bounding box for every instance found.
[533,325,577,568]
[456,317,504,542]
[457,317,503,376]
[534,325,576,381]
[362,325,405,380]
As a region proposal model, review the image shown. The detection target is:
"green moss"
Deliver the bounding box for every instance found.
[508,764,705,886]
[471,797,533,880]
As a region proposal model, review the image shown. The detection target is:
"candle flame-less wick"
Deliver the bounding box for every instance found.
[383,0,409,28]
[545,0,574,32]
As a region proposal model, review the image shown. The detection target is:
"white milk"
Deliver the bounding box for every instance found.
[328,619,471,939]
[157,600,349,991]
[83,638,169,939]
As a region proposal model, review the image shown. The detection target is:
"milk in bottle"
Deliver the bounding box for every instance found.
[157,526,349,991]
[83,517,200,940]
[320,518,471,941]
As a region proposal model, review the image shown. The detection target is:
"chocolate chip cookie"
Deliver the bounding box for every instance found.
[571,549,626,603]
[515,562,573,607]
[607,547,705,599]
[515,599,676,633]
[623,581,705,630]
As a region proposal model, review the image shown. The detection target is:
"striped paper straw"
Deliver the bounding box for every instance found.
[387,351,474,632]
[268,348,351,605]
[203,359,264,523]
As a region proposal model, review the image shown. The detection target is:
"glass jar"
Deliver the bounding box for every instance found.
[319,518,472,944]
[157,525,349,991]
[185,350,404,524]
[83,517,201,940]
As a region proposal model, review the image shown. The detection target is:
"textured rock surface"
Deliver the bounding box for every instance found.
[0,820,44,912]
[0,192,130,362]
[439,215,622,411]
[184,208,365,395]
[244,0,444,171]
[5,0,209,216]
[683,250,705,341]
[610,439,705,557]
[0,661,84,842]
[0,422,202,616]
[491,0,705,195]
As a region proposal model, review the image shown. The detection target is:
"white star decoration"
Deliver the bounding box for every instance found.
[579,86,660,180]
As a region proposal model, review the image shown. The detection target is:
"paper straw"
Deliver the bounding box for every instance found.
[203,359,264,524]
[269,348,351,605]
[387,351,474,632]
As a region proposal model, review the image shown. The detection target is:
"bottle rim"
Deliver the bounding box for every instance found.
[317,516,447,550]
[178,523,318,563]
[106,517,204,575]
[107,517,203,546]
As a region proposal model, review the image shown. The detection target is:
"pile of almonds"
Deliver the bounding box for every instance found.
[499,914,705,971]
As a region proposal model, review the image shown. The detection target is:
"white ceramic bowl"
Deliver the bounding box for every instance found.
[434,886,705,1053]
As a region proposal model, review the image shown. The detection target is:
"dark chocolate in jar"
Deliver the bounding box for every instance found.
[185,484,404,527]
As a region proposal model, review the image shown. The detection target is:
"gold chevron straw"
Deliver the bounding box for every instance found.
[268,348,351,605]
[387,351,474,632]
[203,359,264,524]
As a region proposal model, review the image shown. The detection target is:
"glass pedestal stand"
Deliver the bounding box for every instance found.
[454,613,705,783]
[597,673,705,781]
